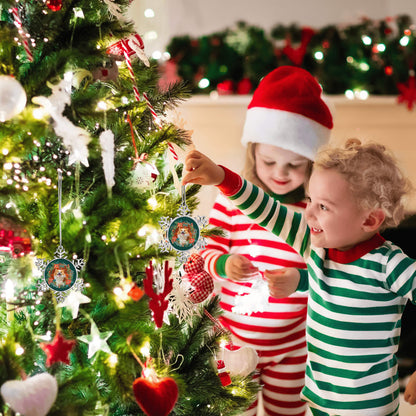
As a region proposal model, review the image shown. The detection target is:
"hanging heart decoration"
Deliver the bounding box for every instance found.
[133,376,179,416]
[222,344,259,377]
[0,373,58,416]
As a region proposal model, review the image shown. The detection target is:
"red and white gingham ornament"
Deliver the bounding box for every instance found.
[182,253,214,303]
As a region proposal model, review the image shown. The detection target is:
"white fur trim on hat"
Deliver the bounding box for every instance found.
[241,107,331,161]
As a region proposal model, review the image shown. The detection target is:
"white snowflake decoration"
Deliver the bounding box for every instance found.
[159,200,208,263]
[167,273,198,325]
[35,245,85,303]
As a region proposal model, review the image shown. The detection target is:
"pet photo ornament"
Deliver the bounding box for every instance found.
[36,245,85,302]
[35,171,86,302]
[159,187,207,263]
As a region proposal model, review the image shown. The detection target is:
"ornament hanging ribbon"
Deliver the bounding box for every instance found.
[35,171,86,302]
[10,7,33,62]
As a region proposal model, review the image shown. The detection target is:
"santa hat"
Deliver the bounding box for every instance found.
[241,66,333,160]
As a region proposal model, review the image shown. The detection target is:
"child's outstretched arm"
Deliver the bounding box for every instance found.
[404,370,416,405]
[183,150,225,186]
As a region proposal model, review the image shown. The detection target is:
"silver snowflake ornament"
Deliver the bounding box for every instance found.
[158,201,208,263]
[35,245,86,302]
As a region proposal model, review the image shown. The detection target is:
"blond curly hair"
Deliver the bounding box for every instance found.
[314,138,413,230]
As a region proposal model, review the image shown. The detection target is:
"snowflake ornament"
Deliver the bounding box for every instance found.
[35,245,85,303]
[159,191,208,263]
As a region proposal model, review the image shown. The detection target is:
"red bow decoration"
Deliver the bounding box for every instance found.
[143,261,173,328]
[282,27,315,66]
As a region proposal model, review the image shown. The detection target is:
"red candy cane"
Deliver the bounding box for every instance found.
[10,8,33,62]
[121,38,178,160]
[121,40,141,102]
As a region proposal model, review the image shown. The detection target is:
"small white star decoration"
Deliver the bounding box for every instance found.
[78,321,113,359]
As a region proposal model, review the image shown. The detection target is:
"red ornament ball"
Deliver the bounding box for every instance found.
[46,0,62,11]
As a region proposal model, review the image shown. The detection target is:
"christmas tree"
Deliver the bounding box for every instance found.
[0,1,257,415]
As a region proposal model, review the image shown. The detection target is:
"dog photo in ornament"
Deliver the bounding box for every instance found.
[168,217,199,252]
[45,258,77,292]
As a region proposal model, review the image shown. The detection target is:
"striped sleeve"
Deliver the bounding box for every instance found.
[384,243,416,302]
[221,173,311,258]
[199,194,236,280]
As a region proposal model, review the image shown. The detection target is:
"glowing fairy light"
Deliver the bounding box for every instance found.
[2,148,9,155]
[108,353,118,368]
[147,196,158,210]
[345,90,355,100]
[15,345,25,355]
[140,341,150,357]
[361,35,372,45]
[314,51,324,61]
[152,50,162,60]
[400,36,410,46]
[198,78,210,89]
[376,43,386,52]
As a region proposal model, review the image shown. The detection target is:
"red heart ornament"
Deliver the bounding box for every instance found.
[133,376,178,416]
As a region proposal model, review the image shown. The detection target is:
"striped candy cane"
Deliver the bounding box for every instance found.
[121,39,178,160]
[121,40,141,102]
[10,7,33,62]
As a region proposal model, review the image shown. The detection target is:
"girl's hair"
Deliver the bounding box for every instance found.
[314,138,413,229]
[241,142,313,194]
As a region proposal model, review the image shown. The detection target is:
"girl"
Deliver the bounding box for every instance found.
[200,66,333,416]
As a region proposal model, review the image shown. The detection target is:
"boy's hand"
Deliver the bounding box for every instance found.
[225,254,259,281]
[182,150,225,186]
[404,370,416,405]
[264,268,300,298]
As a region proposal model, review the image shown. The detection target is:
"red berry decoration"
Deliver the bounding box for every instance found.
[40,330,76,366]
[46,0,62,11]
[133,375,179,416]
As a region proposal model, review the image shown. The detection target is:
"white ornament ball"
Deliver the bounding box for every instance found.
[0,373,58,416]
[0,75,27,122]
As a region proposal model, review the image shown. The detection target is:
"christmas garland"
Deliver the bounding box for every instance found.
[162,16,416,108]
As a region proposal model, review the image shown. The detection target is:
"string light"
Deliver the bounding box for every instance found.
[314,51,324,61]
[400,36,410,46]
[361,35,372,45]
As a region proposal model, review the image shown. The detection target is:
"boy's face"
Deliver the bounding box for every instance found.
[255,144,310,195]
[305,167,373,250]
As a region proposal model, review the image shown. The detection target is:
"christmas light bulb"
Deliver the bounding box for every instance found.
[314,51,324,61]
[107,353,118,368]
[198,78,210,89]
[140,341,150,357]
[15,345,25,355]
[361,35,372,45]
[400,36,410,46]
[345,89,355,100]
